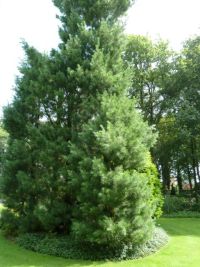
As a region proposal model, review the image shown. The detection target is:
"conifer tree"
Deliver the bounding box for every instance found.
[52,0,159,247]
[1,45,73,233]
[69,94,157,247]
[1,0,162,250]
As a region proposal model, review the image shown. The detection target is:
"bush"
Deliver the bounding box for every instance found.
[163,195,200,214]
[145,160,163,218]
[0,209,19,236]
[16,227,168,261]
[132,227,169,259]
[163,196,189,214]
[163,211,200,218]
[191,201,200,212]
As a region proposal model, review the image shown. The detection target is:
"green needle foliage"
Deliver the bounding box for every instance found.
[69,94,158,247]
[0,0,162,255]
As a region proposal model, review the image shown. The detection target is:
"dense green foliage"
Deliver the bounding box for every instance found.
[69,94,157,246]
[124,35,174,125]
[169,38,200,192]
[1,0,200,264]
[0,0,162,255]
[163,195,200,214]
[124,35,200,195]
[163,211,200,218]
[16,227,168,261]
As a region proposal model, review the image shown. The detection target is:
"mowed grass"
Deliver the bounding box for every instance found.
[0,218,200,267]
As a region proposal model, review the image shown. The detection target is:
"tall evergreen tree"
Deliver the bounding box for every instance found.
[1,0,162,250]
[52,0,160,247]
[1,45,73,233]
[69,94,159,247]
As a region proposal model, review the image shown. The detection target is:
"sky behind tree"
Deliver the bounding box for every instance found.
[1,0,200,116]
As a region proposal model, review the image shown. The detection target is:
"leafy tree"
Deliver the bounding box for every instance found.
[169,37,200,192]
[124,35,174,125]
[124,35,177,190]
[153,36,200,193]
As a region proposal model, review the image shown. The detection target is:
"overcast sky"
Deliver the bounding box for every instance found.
[1,0,200,116]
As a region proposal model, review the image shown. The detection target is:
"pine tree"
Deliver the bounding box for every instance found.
[52,0,159,247]
[1,0,162,250]
[1,44,73,233]
[69,94,157,247]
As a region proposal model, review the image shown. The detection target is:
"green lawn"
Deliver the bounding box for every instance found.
[0,218,199,267]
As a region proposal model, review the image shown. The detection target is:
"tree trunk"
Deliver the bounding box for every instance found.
[196,161,200,183]
[177,164,182,192]
[161,160,171,191]
[191,137,198,187]
[187,165,193,190]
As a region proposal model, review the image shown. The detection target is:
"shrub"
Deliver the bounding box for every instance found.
[132,227,169,259]
[145,160,163,218]
[16,227,168,261]
[0,209,19,236]
[163,195,200,214]
[191,201,200,212]
[163,196,189,214]
[163,211,200,218]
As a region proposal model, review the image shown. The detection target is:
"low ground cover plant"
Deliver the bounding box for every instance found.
[16,227,168,261]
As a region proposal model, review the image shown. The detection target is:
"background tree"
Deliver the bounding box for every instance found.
[169,37,200,193]
[155,36,200,193]
[124,35,175,125]
[124,35,178,191]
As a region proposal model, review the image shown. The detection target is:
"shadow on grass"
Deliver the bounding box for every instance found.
[159,218,200,237]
